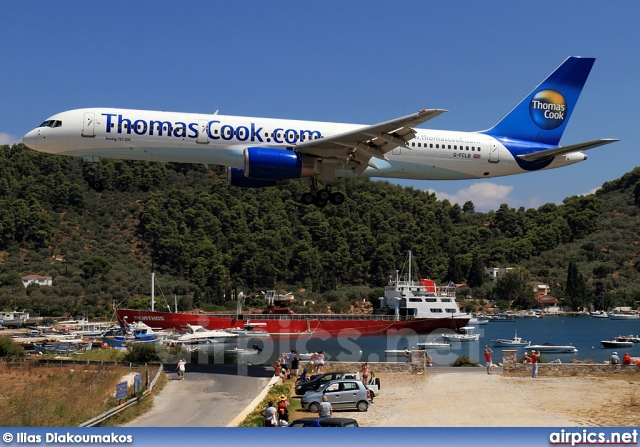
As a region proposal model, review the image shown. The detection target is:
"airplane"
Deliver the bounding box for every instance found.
[22,56,617,206]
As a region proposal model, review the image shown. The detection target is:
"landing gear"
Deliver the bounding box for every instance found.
[82,156,104,192]
[300,180,345,207]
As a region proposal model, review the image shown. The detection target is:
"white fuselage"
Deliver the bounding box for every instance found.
[22,107,585,181]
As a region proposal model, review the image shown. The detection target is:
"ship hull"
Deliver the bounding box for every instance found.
[115,309,469,336]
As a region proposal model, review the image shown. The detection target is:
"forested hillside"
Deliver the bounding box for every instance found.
[0,144,638,318]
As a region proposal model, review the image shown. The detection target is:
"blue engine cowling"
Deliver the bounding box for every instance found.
[244,147,316,180]
[226,167,290,188]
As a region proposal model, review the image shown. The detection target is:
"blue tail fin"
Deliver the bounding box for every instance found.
[481,57,595,146]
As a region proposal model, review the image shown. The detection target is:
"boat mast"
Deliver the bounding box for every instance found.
[408,250,412,284]
[151,272,155,312]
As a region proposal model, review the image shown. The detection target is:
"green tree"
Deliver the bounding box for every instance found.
[491,269,536,310]
[466,256,485,288]
[565,261,589,311]
[80,256,112,278]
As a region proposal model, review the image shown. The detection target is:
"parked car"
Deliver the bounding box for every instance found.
[295,371,358,395]
[296,371,382,398]
[289,417,359,427]
[300,379,371,412]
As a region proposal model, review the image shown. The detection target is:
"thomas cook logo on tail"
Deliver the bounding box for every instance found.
[529,89,567,130]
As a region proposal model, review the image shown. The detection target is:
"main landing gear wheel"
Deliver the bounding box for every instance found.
[329,192,345,205]
[301,192,315,205]
[300,190,345,206]
[91,180,105,192]
[316,189,330,201]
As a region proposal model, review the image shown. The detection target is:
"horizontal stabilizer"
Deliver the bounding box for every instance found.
[517,139,619,161]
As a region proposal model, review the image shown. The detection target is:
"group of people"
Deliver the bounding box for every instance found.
[308,350,326,372]
[609,351,634,365]
[272,350,301,384]
[260,394,290,427]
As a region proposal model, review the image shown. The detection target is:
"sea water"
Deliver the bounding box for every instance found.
[229,315,640,366]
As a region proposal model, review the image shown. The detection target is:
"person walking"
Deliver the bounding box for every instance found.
[484,345,494,374]
[316,350,325,372]
[531,350,539,378]
[272,360,284,384]
[260,401,278,427]
[318,395,332,418]
[277,394,289,424]
[361,362,370,383]
[176,358,186,380]
[289,350,300,381]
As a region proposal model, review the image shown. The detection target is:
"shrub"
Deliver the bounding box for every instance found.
[450,355,478,367]
[0,338,26,358]
[124,343,162,363]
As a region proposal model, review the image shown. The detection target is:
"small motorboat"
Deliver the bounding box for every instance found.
[224,346,261,355]
[601,339,634,348]
[417,341,451,349]
[525,343,578,353]
[614,335,640,343]
[487,314,516,322]
[442,326,480,342]
[491,330,530,347]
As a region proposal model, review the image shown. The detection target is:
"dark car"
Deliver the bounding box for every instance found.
[289,417,359,427]
[295,371,358,395]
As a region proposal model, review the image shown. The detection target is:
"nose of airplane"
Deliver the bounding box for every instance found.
[22,129,37,150]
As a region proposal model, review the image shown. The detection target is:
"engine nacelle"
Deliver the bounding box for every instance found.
[244,147,316,180]
[226,167,290,188]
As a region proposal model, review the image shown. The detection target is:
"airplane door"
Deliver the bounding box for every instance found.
[82,112,95,137]
[197,120,210,144]
[489,142,500,163]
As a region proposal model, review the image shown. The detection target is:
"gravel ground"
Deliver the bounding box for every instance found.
[292,369,640,427]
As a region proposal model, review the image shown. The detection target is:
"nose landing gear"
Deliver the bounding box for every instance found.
[82,156,104,192]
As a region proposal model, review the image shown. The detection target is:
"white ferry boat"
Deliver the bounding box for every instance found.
[380,251,469,324]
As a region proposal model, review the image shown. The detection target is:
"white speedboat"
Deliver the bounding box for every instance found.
[491,330,530,347]
[525,343,578,353]
[173,324,238,344]
[468,316,489,325]
[228,322,271,338]
[442,326,480,342]
[590,311,608,318]
[608,311,640,320]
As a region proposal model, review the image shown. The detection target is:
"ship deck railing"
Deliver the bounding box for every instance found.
[198,313,417,322]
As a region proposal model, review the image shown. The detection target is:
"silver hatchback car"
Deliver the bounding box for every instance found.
[300,379,371,412]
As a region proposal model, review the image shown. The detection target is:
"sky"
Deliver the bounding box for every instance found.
[1,1,638,211]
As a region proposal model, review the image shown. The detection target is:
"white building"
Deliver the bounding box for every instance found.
[21,275,53,287]
[484,267,513,282]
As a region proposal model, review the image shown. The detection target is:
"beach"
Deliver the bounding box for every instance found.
[333,369,640,427]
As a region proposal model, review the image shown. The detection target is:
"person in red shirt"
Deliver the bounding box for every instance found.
[484,345,494,374]
[531,350,539,378]
[623,353,632,365]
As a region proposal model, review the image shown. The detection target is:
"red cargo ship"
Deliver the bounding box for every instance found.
[116,264,470,336]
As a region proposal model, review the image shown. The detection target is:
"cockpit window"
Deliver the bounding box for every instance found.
[38,120,62,128]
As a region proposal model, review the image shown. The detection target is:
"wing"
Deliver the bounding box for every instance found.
[295,109,446,175]
[517,139,619,162]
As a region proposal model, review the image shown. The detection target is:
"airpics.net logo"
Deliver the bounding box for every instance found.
[529,89,567,130]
